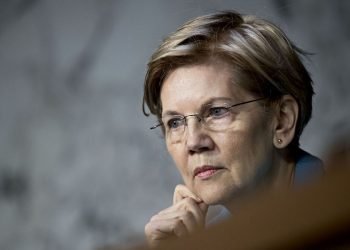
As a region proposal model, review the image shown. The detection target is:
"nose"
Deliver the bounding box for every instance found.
[185,117,215,155]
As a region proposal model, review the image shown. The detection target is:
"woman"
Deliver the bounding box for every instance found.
[142,10,323,247]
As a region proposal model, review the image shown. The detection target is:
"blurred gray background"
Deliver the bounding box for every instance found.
[0,0,349,249]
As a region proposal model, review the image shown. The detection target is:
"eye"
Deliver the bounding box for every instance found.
[166,117,185,129]
[208,107,229,118]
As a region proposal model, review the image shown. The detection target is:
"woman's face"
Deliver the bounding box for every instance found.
[160,60,277,205]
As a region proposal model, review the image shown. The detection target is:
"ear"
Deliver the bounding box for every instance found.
[273,95,299,149]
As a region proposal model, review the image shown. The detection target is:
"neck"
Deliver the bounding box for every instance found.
[269,148,296,188]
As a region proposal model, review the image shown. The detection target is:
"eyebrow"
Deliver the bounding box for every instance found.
[161,97,234,117]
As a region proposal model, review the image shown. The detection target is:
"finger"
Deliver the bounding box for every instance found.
[156,206,186,217]
[145,217,188,240]
[157,197,201,216]
[150,210,198,234]
[151,208,194,223]
[153,199,206,231]
[198,201,209,215]
[177,209,198,233]
[156,203,181,216]
[145,221,172,248]
[164,197,207,228]
[178,197,207,227]
[173,184,201,204]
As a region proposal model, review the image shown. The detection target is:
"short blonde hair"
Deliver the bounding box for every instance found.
[143,10,314,147]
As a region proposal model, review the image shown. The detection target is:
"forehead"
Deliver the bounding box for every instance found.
[160,60,249,114]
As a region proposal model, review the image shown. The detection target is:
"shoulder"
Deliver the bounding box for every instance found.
[293,149,324,186]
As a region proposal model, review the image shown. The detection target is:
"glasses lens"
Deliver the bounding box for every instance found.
[200,104,236,131]
[165,110,237,143]
[162,116,186,143]
[204,114,235,131]
[154,98,265,143]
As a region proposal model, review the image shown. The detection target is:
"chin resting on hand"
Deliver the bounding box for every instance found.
[144,184,208,248]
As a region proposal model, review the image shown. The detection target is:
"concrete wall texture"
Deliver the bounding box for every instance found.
[0,0,349,249]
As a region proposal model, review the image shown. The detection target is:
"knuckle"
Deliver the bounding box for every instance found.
[183,210,194,220]
[150,214,159,221]
[176,226,187,237]
[175,184,186,189]
[181,197,196,209]
[144,222,153,235]
[174,184,185,194]
[172,219,184,233]
[186,197,197,205]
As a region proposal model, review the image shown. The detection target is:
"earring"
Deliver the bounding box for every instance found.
[277,138,283,144]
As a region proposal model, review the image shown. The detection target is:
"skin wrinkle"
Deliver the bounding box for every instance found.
[144,12,311,246]
[160,60,282,207]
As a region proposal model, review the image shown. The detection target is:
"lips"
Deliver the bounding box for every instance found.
[193,165,224,179]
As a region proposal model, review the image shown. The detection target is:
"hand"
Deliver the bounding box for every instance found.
[144,184,208,248]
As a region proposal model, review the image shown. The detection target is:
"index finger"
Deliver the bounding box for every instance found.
[173,184,202,204]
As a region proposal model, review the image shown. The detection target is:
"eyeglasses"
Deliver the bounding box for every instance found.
[150,97,266,143]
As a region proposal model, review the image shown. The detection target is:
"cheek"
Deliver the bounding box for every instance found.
[166,143,189,178]
[215,130,246,169]
[218,117,273,174]
[237,118,274,175]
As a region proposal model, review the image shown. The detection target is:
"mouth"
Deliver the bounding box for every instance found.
[193,165,224,180]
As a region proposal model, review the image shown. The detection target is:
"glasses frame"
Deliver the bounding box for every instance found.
[150,97,267,130]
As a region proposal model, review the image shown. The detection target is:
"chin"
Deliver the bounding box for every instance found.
[197,184,238,205]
